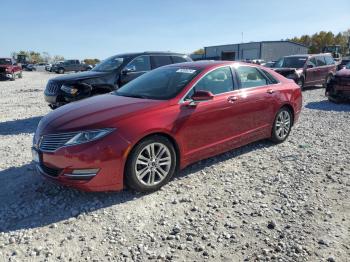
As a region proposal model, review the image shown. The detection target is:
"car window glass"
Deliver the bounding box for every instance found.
[315,56,326,66]
[236,66,269,88]
[307,58,317,67]
[172,56,188,64]
[151,56,172,68]
[261,69,279,84]
[324,56,335,65]
[126,56,151,72]
[192,67,234,95]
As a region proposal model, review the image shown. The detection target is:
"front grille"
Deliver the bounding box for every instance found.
[39,132,78,152]
[45,80,61,95]
[40,163,62,177]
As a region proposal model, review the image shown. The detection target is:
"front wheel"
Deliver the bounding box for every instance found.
[125,136,177,192]
[271,107,293,143]
[297,77,304,90]
[58,68,65,74]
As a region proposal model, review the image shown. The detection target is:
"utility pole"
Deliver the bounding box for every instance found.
[241,32,244,43]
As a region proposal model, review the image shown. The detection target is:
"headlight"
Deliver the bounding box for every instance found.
[61,85,78,95]
[65,129,115,146]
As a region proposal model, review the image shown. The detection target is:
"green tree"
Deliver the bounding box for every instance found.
[192,48,204,55]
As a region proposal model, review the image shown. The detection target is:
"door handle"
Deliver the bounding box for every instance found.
[267,89,275,94]
[227,96,238,103]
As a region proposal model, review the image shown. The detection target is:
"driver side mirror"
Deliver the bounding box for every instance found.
[122,65,136,75]
[306,64,314,69]
[189,90,214,106]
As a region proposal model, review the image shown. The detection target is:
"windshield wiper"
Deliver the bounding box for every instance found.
[116,92,149,99]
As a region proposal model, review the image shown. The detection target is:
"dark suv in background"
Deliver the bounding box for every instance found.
[273,54,336,89]
[44,52,192,108]
[51,59,91,74]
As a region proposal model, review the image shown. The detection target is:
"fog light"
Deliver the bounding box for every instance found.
[64,169,99,180]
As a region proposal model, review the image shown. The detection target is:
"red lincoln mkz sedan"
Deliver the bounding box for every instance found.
[32,61,302,192]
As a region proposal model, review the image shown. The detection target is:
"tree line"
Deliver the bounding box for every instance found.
[11,50,100,65]
[288,29,350,55]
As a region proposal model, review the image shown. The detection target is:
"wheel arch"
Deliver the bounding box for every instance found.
[123,132,181,180]
[279,103,295,126]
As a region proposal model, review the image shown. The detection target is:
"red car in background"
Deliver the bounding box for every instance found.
[0,58,22,80]
[32,61,302,192]
[326,62,350,102]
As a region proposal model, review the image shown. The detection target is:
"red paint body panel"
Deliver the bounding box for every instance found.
[33,61,302,191]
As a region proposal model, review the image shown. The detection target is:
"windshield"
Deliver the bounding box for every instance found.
[274,57,307,68]
[0,58,12,65]
[114,67,201,100]
[93,55,124,72]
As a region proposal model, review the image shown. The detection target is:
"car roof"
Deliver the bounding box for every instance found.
[165,60,255,69]
[116,51,188,57]
[283,53,332,58]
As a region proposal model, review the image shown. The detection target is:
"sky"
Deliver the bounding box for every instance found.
[1,0,349,60]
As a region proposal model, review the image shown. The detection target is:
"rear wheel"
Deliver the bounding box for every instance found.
[271,107,292,143]
[58,68,65,74]
[125,136,177,192]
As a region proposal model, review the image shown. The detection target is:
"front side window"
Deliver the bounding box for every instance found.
[307,58,317,67]
[151,56,173,68]
[192,67,234,95]
[115,67,201,100]
[324,55,335,65]
[315,56,326,66]
[93,55,124,72]
[236,66,269,88]
[125,55,151,72]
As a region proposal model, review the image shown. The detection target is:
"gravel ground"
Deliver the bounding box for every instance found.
[0,71,349,262]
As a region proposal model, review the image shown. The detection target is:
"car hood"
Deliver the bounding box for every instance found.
[52,70,110,82]
[37,94,165,134]
[335,68,350,78]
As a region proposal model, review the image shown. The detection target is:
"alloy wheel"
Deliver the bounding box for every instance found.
[135,142,172,186]
[275,110,291,140]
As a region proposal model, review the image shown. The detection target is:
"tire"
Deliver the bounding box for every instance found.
[58,68,65,74]
[125,135,177,192]
[271,107,293,143]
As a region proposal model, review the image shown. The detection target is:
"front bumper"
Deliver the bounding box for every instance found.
[33,132,131,192]
[0,72,14,79]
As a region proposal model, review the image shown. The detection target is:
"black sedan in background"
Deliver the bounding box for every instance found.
[44,52,192,109]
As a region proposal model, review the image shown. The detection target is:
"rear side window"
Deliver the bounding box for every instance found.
[172,56,188,64]
[315,56,326,66]
[236,66,269,88]
[324,56,335,65]
[151,56,172,69]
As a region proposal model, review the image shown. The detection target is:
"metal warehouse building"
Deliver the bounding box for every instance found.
[204,41,308,62]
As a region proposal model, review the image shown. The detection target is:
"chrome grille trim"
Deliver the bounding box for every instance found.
[39,132,79,152]
[45,81,61,95]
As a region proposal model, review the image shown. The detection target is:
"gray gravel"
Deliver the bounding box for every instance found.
[0,71,349,261]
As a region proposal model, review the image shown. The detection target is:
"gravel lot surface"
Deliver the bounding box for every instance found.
[0,71,349,261]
